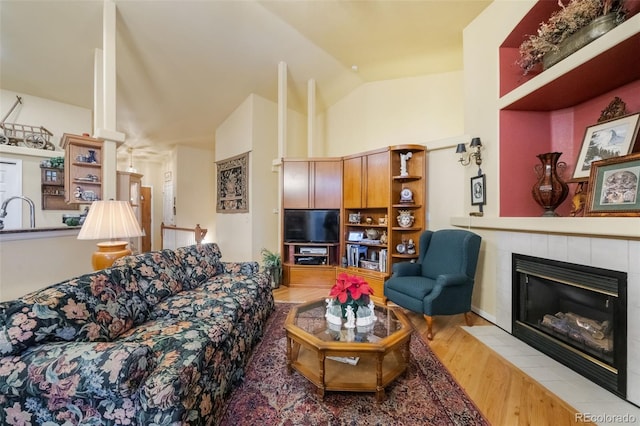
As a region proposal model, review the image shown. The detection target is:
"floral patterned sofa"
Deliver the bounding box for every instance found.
[0,243,274,425]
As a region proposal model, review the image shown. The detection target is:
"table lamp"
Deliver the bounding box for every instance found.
[77,200,144,270]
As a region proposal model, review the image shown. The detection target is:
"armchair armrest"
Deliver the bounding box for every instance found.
[392,262,421,277]
[436,273,472,287]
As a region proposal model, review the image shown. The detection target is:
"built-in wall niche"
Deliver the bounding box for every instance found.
[498,1,640,217]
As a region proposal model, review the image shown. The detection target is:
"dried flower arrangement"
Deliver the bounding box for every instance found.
[518,0,626,74]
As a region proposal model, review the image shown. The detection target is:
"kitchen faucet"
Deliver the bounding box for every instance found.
[0,196,36,230]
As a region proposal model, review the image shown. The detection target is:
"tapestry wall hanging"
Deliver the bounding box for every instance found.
[216,151,249,213]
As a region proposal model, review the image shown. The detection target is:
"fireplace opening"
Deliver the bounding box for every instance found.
[512,254,627,397]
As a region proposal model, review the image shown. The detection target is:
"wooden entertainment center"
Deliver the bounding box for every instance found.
[281,145,426,302]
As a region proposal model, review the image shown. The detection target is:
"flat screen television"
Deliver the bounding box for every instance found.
[284,209,340,243]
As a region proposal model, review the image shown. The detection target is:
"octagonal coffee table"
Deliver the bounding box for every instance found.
[284,298,413,402]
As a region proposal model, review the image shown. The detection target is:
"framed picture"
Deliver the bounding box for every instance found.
[470,174,486,206]
[573,113,640,179]
[216,151,249,213]
[347,231,364,242]
[585,153,640,217]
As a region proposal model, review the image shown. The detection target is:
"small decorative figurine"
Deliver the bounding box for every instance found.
[400,152,412,176]
[379,230,388,244]
[345,305,356,329]
[406,239,416,254]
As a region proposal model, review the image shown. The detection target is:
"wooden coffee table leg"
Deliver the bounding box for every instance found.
[376,354,384,403]
[403,337,411,366]
[286,336,293,373]
[318,352,326,400]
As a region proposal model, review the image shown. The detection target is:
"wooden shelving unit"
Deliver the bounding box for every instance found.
[341,145,426,302]
[60,133,104,204]
[281,158,342,288]
[40,166,76,210]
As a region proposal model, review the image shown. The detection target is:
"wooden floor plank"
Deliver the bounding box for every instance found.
[273,286,595,426]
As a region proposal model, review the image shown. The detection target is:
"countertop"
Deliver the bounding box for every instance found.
[0,226,81,241]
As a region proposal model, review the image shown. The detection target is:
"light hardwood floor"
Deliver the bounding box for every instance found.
[273,286,595,426]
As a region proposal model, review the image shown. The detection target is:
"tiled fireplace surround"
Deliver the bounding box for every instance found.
[493,230,640,406]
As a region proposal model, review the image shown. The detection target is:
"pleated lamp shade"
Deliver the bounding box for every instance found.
[78,200,144,270]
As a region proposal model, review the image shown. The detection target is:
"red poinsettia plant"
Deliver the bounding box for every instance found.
[329,272,374,307]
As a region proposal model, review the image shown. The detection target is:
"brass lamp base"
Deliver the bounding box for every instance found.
[92,241,131,270]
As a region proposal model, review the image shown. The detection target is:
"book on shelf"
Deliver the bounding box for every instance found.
[327,356,360,365]
[378,249,387,272]
[346,244,368,267]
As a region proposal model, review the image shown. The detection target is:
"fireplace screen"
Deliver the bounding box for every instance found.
[513,254,627,397]
[518,272,615,366]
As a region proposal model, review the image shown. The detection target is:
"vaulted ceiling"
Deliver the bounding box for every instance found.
[0,0,492,159]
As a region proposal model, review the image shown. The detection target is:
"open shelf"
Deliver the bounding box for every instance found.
[498,3,640,217]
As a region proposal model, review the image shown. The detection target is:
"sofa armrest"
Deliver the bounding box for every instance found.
[392,262,421,277]
[1,340,153,400]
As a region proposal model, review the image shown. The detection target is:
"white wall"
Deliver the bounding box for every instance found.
[215,97,254,261]
[457,0,541,319]
[322,73,468,231]
[0,90,92,141]
[0,90,92,228]
[324,73,465,155]
[0,233,96,301]
[215,94,283,262]
[174,145,216,246]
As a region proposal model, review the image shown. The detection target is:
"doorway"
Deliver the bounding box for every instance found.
[0,158,23,229]
[141,186,152,252]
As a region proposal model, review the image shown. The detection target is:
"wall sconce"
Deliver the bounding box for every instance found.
[456,137,483,167]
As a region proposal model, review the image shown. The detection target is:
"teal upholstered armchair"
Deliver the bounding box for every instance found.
[384,229,481,340]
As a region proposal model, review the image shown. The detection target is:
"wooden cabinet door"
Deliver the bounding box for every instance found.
[312,160,342,208]
[283,161,310,208]
[343,156,363,209]
[365,151,390,208]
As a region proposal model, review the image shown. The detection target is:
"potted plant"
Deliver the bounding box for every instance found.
[518,0,626,74]
[261,248,282,289]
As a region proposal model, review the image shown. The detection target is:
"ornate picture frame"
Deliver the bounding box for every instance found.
[470,174,486,206]
[216,151,249,213]
[573,113,640,179]
[585,153,640,217]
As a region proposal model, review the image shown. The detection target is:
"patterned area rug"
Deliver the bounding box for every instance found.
[219,303,488,426]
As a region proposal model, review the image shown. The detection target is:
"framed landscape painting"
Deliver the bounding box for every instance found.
[585,153,640,217]
[573,113,640,179]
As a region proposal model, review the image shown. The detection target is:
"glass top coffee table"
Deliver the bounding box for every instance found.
[284,298,413,402]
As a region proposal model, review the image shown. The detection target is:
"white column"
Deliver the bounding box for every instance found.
[307,78,316,157]
[94,0,125,200]
[277,61,287,159]
[93,48,104,133]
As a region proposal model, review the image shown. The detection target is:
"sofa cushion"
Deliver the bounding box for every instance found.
[174,243,223,288]
[113,250,187,304]
[117,316,234,410]
[1,340,153,402]
[0,266,149,356]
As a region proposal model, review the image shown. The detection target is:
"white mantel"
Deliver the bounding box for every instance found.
[451,216,640,240]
